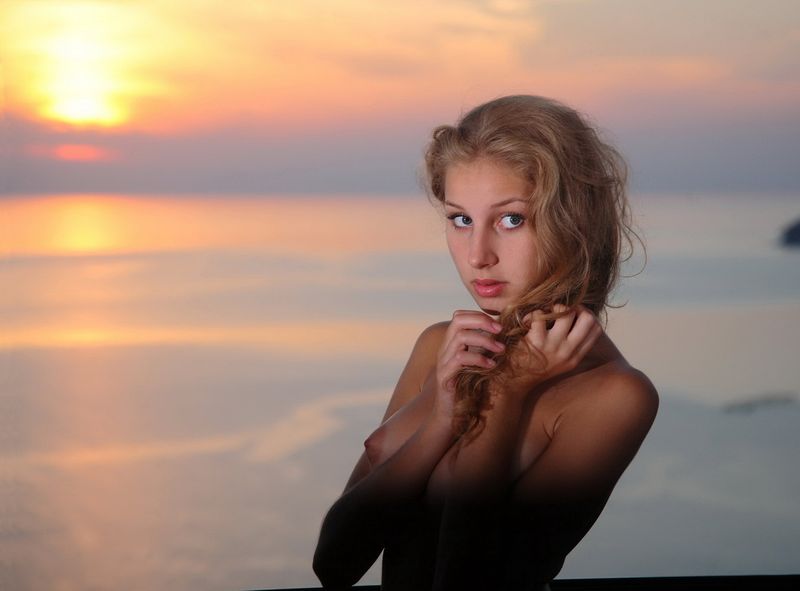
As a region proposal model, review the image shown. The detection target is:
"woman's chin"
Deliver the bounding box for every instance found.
[474,295,516,317]
[469,289,512,316]
[474,299,503,316]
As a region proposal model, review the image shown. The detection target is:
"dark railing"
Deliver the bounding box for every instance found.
[258,574,800,591]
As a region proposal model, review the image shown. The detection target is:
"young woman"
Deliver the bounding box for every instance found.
[313,95,659,591]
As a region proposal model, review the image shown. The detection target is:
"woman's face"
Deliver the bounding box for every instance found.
[443,157,542,316]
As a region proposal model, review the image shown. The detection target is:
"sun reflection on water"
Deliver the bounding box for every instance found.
[2,194,441,257]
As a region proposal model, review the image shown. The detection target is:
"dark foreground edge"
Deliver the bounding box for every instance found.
[257,574,800,591]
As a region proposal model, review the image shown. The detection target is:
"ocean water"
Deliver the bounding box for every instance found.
[1,192,799,590]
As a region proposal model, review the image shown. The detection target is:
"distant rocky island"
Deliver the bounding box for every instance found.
[723,391,797,413]
[782,218,800,247]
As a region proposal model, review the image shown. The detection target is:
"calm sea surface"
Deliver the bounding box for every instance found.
[1,192,799,590]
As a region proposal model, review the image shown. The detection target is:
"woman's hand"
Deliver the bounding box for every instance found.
[505,304,603,394]
[434,310,505,420]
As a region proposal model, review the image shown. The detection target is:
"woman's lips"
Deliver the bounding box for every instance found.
[472,279,506,297]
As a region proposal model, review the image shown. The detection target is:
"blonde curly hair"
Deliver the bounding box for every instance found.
[424,95,640,440]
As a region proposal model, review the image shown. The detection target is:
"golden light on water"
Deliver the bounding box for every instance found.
[51,199,122,253]
[1,195,442,257]
[0,196,445,352]
[0,321,424,354]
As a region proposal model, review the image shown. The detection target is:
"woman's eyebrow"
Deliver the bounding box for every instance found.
[444,198,528,209]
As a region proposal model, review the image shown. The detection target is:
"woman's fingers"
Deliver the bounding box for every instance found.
[450,310,502,331]
[548,307,577,342]
[437,310,504,392]
[446,349,497,371]
[519,305,602,379]
[526,310,547,345]
[441,329,504,359]
[441,310,503,357]
[565,307,599,347]
[439,350,497,391]
[438,305,601,390]
[572,321,603,362]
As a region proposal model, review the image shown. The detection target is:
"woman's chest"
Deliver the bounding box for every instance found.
[368,369,584,500]
[424,395,555,503]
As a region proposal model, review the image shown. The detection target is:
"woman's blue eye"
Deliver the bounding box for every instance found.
[449,214,472,228]
[500,213,525,229]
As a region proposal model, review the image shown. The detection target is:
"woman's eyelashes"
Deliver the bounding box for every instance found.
[447,213,472,228]
[499,213,525,229]
[446,212,526,230]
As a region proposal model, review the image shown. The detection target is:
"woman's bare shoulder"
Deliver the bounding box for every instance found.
[414,321,450,359]
[380,321,449,422]
[545,360,659,468]
[548,330,658,418]
[587,362,659,421]
[511,361,658,506]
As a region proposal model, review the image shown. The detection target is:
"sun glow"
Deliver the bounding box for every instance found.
[3,2,171,128]
[1,0,545,132]
[39,33,127,126]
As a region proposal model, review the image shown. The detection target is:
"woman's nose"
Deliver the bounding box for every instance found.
[468,229,498,268]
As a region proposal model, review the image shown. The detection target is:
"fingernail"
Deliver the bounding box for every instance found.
[492,322,502,331]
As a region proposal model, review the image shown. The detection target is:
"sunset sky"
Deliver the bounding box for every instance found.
[2,6,799,586]
[1,0,799,195]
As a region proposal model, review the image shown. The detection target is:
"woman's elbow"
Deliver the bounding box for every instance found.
[312,546,361,589]
[313,528,384,589]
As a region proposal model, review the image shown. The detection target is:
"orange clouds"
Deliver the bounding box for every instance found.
[1,0,796,135]
[1,0,543,132]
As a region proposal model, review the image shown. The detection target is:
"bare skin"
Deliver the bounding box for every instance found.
[313,158,658,590]
[314,310,657,590]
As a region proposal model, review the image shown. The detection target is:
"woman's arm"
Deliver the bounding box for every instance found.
[503,369,658,576]
[314,406,456,588]
[313,313,504,589]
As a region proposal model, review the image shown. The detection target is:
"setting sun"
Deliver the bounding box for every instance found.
[0,0,546,133]
[2,2,172,129]
[39,32,127,126]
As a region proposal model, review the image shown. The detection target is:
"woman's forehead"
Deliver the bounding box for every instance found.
[443,159,533,207]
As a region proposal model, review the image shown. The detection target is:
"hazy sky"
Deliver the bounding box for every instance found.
[1,0,798,195]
